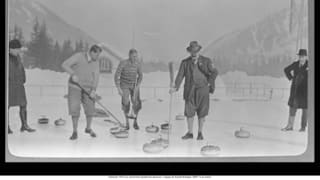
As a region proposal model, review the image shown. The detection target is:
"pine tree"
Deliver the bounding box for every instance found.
[24,17,41,68]
[61,39,74,62]
[25,18,54,69]
[52,41,61,71]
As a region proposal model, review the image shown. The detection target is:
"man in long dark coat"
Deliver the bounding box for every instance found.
[282,49,308,132]
[8,39,36,134]
[170,41,218,140]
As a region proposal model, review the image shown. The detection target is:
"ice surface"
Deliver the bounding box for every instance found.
[7,69,307,158]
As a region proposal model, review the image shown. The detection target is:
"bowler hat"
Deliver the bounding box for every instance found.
[186,41,202,53]
[297,49,307,56]
[9,39,22,49]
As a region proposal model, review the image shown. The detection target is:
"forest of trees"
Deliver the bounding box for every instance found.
[9,17,294,77]
[9,17,90,72]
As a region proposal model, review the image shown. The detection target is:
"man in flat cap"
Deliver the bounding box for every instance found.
[170,41,218,140]
[282,49,308,132]
[62,44,102,140]
[8,39,36,134]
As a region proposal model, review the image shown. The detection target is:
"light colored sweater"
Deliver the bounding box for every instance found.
[62,52,100,90]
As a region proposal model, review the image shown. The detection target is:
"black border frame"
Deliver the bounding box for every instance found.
[1,0,318,175]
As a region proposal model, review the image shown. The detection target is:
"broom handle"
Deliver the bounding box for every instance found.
[71,80,123,126]
[168,62,174,144]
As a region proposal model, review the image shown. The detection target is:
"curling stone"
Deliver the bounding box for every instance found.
[142,142,166,154]
[145,124,160,133]
[160,123,171,130]
[234,127,250,138]
[109,126,124,134]
[38,116,49,124]
[157,99,164,102]
[113,129,129,138]
[151,136,169,148]
[200,144,221,156]
[63,94,68,99]
[54,118,66,126]
[175,114,185,120]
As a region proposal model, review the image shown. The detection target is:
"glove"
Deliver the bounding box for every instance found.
[169,87,177,94]
[209,84,215,94]
[89,90,97,99]
[71,75,79,83]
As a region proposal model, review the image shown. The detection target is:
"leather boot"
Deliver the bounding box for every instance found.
[20,107,36,133]
[300,109,307,132]
[8,126,13,134]
[124,115,130,130]
[281,116,295,131]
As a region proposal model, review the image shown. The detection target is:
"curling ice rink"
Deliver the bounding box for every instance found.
[7,93,307,158]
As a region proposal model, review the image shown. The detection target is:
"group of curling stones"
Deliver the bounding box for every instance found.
[38,115,67,126]
[143,122,171,154]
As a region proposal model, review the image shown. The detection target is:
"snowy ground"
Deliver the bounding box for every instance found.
[7,70,307,158]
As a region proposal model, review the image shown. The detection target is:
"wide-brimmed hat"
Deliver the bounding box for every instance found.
[9,39,22,49]
[186,41,202,53]
[297,49,307,56]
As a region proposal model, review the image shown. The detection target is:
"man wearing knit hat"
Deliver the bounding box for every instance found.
[8,39,36,134]
[62,44,102,140]
[114,49,143,130]
[170,41,218,140]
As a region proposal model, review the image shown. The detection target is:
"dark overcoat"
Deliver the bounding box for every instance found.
[284,60,308,109]
[8,53,27,107]
[175,55,218,101]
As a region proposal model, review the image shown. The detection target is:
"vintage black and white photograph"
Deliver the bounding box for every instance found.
[5,0,312,160]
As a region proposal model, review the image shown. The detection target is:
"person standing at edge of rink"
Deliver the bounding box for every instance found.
[169,41,218,140]
[8,39,36,134]
[114,49,143,130]
[62,44,102,140]
[282,49,308,132]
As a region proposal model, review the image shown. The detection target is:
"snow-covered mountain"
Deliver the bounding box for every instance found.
[8,0,97,44]
[203,4,308,62]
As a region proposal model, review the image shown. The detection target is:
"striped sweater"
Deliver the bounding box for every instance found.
[114,59,143,89]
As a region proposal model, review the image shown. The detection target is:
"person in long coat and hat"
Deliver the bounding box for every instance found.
[8,39,36,134]
[170,41,218,140]
[282,49,308,132]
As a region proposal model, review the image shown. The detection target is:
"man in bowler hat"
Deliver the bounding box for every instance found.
[282,49,308,132]
[8,39,36,134]
[170,41,218,140]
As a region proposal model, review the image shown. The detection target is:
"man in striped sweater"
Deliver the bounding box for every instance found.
[114,49,143,130]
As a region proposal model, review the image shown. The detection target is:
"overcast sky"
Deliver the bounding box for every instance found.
[35,0,290,60]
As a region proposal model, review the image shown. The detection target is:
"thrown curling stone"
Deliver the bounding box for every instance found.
[157,99,164,102]
[145,124,160,133]
[142,136,168,153]
[234,127,251,138]
[200,144,221,156]
[175,114,185,120]
[109,126,124,134]
[54,118,66,126]
[143,142,166,154]
[113,129,129,138]
[38,115,49,124]
[151,136,169,148]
